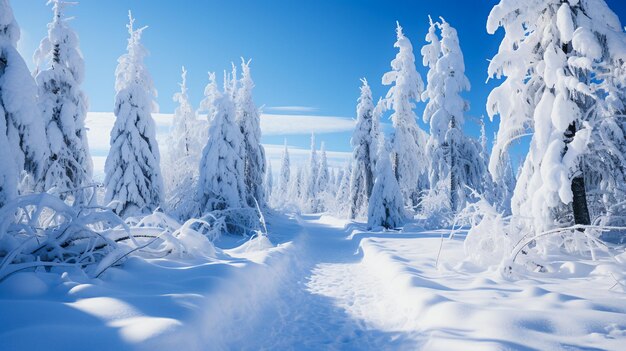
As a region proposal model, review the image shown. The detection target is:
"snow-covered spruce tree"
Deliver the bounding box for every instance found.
[583,13,626,233]
[0,1,20,206]
[236,59,266,208]
[487,0,626,232]
[383,22,428,208]
[164,66,203,206]
[305,133,320,212]
[335,167,345,190]
[104,12,163,218]
[348,78,379,219]
[167,67,196,161]
[0,0,49,195]
[288,165,304,206]
[368,136,406,229]
[328,168,337,196]
[196,77,247,214]
[225,63,238,100]
[264,160,273,202]
[278,139,291,197]
[335,162,352,215]
[481,121,516,215]
[421,17,482,212]
[199,71,220,125]
[34,0,92,202]
[317,141,330,194]
[0,113,16,208]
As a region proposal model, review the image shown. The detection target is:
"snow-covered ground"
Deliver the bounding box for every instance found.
[1,214,625,350]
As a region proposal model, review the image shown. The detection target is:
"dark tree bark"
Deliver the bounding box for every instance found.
[564,123,591,228]
[559,43,591,228]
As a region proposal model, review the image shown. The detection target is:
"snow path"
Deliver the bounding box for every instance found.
[223,214,626,351]
[227,214,421,350]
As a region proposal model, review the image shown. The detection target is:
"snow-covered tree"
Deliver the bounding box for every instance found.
[199,72,220,125]
[104,12,163,218]
[0,112,16,208]
[163,66,205,206]
[278,139,291,197]
[224,63,238,101]
[289,166,304,204]
[317,141,330,194]
[328,168,337,196]
[335,162,352,215]
[421,17,482,212]
[383,22,428,208]
[479,120,515,215]
[236,59,266,208]
[196,77,247,213]
[368,136,406,229]
[0,0,49,196]
[335,167,345,190]
[305,133,321,212]
[349,78,380,219]
[264,160,273,202]
[34,0,92,202]
[487,0,626,232]
[168,67,196,160]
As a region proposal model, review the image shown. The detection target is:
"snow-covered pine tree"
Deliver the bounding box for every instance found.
[349,78,379,219]
[582,10,626,232]
[335,162,352,215]
[317,141,330,194]
[223,63,238,101]
[163,66,203,203]
[305,133,320,212]
[196,75,247,214]
[383,22,428,208]
[199,72,220,125]
[104,12,163,218]
[487,0,626,232]
[480,119,516,215]
[0,1,21,206]
[236,59,266,208]
[421,17,482,212]
[264,160,273,202]
[34,0,92,202]
[328,168,337,196]
[289,165,304,204]
[335,167,345,190]
[368,136,406,229]
[0,0,49,195]
[0,108,16,208]
[168,67,196,160]
[278,139,291,197]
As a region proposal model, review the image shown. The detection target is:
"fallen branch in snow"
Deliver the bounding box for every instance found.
[0,193,219,281]
[609,273,626,292]
[510,225,626,267]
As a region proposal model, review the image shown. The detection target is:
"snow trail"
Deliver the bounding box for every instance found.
[229,214,421,350]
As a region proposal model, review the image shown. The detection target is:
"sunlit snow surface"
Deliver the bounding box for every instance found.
[1,213,625,350]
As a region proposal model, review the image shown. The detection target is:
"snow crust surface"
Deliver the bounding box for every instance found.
[1,214,624,350]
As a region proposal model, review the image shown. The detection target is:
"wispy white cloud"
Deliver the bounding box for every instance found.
[265,106,319,113]
[260,114,354,135]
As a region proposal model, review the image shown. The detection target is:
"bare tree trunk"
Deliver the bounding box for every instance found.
[565,123,591,227]
[349,170,361,220]
[450,140,457,212]
[449,117,458,212]
[571,173,591,226]
[560,43,591,228]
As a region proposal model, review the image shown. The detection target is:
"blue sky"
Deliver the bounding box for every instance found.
[12,0,626,163]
